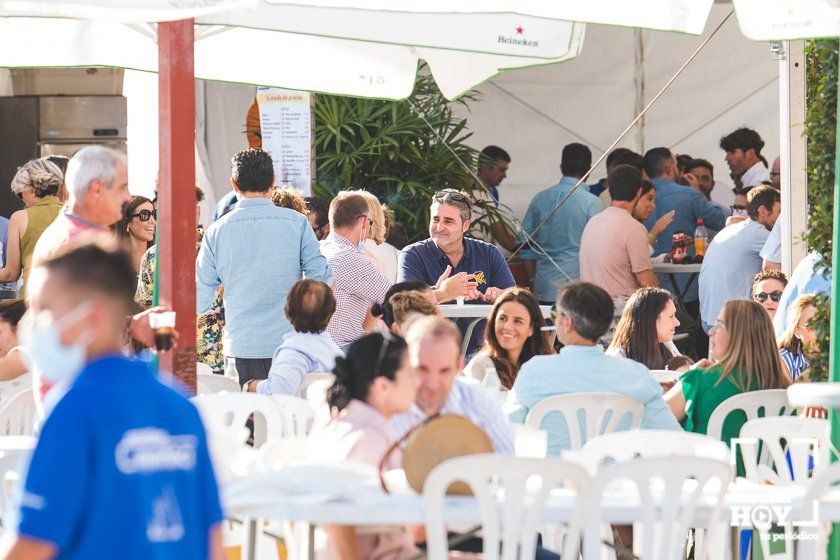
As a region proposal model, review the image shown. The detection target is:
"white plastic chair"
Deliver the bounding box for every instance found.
[706,389,796,442]
[795,460,840,559]
[294,372,334,398]
[303,377,334,410]
[0,449,25,518]
[0,373,32,407]
[0,390,40,436]
[573,429,730,475]
[191,393,284,448]
[197,371,241,395]
[525,392,645,450]
[583,455,732,560]
[423,453,589,560]
[737,416,829,560]
[269,394,315,437]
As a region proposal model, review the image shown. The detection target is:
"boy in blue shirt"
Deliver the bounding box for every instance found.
[3,239,223,560]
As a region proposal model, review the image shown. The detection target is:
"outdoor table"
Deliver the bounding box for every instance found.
[439,304,553,357]
[653,262,702,308]
[223,470,838,560]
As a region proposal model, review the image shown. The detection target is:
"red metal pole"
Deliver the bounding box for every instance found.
[157,20,197,390]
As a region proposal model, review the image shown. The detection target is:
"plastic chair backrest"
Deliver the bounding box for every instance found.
[739,416,830,486]
[0,373,32,407]
[197,372,241,395]
[584,455,732,560]
[0,390,39,436]
[269,394,316,437]
[295,372,334,398]
[574,429,730,475]
[192,393,284,448]
[797,460,840,558]
[738,416,829,560]
[706,389,795,442]
[0,449,25,517]
[423,453,589,560]
[304,378,334,410]
[525,392,645,450]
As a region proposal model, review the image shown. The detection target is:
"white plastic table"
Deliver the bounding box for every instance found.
[653,262,702,308]
[439,304,553,357]
[224,472,837,560]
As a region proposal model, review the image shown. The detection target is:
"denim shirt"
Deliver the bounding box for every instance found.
[516,176,603,301]
[196,198,333,358]
[644,178,727,302]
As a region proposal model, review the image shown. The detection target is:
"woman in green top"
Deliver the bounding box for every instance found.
[665,300,789,446]
[0,159,64,292]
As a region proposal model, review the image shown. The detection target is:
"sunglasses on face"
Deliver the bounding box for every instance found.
[129,209,156,222]
[753,291,783,303]
[731,204,747,212]
[713,319,727,331]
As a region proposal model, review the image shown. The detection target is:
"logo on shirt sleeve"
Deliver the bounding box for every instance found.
[115,428,197,474]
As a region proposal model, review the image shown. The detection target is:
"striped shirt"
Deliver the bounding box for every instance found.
[321,232,391,348]
[780,348,809,381]
[391,378,515,455]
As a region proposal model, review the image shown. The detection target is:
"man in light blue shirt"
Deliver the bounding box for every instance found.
[196,149,332,385]
[516,143,603,303]
[643,148,726,308]
[698,186,779,334]
[774,251,831,337]
[505,282,680,456]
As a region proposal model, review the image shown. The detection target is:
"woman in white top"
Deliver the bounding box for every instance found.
[606,287,683,369]
[355,191,401,283]
[463,288,553,389]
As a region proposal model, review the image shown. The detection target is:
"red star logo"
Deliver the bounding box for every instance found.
[515,26,524,35]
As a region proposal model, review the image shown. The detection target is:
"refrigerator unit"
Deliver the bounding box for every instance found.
[0,95,126,218]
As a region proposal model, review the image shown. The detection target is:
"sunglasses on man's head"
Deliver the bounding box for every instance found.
[129,209,156,222]
[753,290,783,303]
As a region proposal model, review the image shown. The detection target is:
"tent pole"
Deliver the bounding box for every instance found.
[157,19,197,390]
[828,38,840,560]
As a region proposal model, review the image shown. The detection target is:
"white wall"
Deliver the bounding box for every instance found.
[452,4,779,222]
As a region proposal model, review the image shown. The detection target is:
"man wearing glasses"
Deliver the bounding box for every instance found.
[399,189,515,304]
[698,186,780,336]
[320,191,391,349]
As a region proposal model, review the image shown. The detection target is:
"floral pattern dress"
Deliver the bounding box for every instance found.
[135,230,225,374]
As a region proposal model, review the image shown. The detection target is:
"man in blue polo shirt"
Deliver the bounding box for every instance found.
[399,189,515,303]
[3,240,222,560]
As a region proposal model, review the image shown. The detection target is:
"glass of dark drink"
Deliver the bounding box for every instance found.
[149,311,176,352]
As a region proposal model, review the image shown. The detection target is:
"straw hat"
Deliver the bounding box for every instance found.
[402,414,494,495]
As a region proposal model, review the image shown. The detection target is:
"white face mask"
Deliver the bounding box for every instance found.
[20,301,93,385]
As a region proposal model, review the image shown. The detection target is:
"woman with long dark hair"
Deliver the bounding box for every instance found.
[111,195,155,273]
[464,287,553,389]
[607,287,682,370]
[307,332,418,560]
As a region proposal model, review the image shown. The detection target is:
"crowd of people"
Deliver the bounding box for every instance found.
[0,124,829,559]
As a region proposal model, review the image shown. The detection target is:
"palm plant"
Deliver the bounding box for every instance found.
[312,68,504,243]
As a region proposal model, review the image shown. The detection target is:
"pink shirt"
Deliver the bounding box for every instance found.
[31,212,106,269]
[579,206,653,298]
[307,400,418,560]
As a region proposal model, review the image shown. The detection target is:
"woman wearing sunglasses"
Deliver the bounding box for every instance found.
[751,269,787,320]
[111,196,156,273]
[0,159,64,294]
[778,294,818,381]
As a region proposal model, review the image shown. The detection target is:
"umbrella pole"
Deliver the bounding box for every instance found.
[829,38,840,559]
[157,19,197,391]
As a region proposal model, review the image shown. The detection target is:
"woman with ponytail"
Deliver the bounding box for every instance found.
[307,332,419,560]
